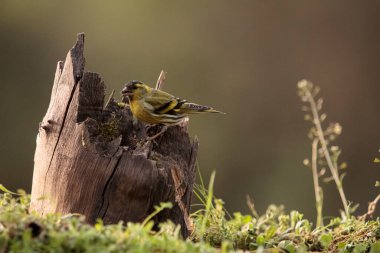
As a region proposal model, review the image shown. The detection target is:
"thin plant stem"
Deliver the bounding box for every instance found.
[246,195,260,219]
[141,202,173,227]
[305,89,349,216]
[200,171,215,239]
[359,194,380,220]
[311,138,323,227]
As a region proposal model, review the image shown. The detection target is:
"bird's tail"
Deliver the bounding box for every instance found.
[180,102,225,114]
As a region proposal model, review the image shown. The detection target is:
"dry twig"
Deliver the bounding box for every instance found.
[155,70,166,90]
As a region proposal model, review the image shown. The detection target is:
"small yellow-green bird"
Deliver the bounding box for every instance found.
[121,80,224,130]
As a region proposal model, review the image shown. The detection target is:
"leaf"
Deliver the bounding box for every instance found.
[339,162,347,170]
[0,184,18,195]
[278,240,296,253]
[142,202,173,227]
[319,233,333,248]
[200,171,216,236]
[348,203,359,214]
[339,172,347,183]
[353,243,367,253]
[296,244,309,253]
[265,225,277,240]
[221,241,231,253]
[375,181,380,187]
[371,242,380,253]
[256,234,265,246]
[155,202,173,210]
[323,176,334,183]
[374,158,380,163]
[337,241,346,249]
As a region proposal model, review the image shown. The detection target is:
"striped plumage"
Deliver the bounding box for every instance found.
[121,80,224,125]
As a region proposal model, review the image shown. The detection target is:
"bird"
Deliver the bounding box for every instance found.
[121,80,224,140]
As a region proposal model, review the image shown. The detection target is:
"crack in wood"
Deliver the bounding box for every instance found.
[98,154,123,219]
[42,81,80,216]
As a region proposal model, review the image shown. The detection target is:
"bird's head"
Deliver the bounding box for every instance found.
[121,80,149,101]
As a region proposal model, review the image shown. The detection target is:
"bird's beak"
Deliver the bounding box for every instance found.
[121,87,132,96]
[121,86,133,103]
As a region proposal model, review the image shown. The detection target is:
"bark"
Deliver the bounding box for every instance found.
[30,33,198,238]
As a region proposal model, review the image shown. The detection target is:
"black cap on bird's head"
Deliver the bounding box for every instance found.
[121,80,143,97]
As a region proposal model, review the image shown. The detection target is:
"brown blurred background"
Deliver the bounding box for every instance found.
[1,1,380,222]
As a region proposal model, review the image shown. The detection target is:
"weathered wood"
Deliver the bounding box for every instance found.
[30,33,198,238]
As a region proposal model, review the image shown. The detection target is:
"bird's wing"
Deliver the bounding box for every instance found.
[145,89,184,114]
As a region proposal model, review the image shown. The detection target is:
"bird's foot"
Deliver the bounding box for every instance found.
[146,125,168,141]
[145,124,154,132]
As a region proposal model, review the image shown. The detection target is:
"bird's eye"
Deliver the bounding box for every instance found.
[130,80,143,90]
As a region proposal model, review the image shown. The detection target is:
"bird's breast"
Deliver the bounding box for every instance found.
[130,99,160,124]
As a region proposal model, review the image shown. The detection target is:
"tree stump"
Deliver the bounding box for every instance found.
[30,33,198,238]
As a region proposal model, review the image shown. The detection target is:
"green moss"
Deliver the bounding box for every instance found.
[0,188,379,252]
[0,193,216,253]
[98,114,120,142]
